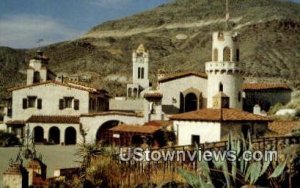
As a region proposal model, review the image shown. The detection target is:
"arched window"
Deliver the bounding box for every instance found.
[138,67,141,78]
[236,49,240,62]
[219,82,223,92]
[33,71,41,83]
[213,48,218,61]
[141,68,144,79]
[223,47,231,61]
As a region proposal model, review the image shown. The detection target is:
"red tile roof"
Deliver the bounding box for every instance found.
[26,115,80,124]
[242,83,291,91]
[144,120,173,127]
[268,121,300,135]
[144,92,163,98]
[110,124,160,134]
[158,72,207,83]
[170,108,270,122]
[80,111,143,117]
[8,80,103,94]
[6,120,26,125]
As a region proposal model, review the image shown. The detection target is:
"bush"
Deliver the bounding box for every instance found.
[0,131,21,147]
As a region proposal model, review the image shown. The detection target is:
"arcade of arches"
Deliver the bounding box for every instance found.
[33,125,77,145]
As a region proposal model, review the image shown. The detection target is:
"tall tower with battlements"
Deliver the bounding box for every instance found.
[205,0,243,109]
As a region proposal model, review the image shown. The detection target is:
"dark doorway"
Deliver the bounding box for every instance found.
[49,126,60,144]
[242,125,251,139]
[65,127,77,145]
[185,93,198,112]
[191,135,200,146]
[131,135,144,146]
[96,120,120,145]
[33,126,44,143]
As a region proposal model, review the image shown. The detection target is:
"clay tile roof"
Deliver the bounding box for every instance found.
[242,83,291,91]
[144,120,173,127]
[170,108,270,122]
[80,111,144,117]
[26,115,80,124]
[110,125,160,134]
[6,120,26,125]
[268,121,300,135]
[144,92,163,98]
[158,72,207,83]
[8,80,103,94]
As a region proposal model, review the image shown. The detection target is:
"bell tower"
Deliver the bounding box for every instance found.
[205,0,243,109]
[132,44,149,89]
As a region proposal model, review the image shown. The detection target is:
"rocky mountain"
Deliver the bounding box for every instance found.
[1,0,300,101]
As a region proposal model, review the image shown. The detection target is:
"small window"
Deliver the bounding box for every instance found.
[22,98,28,109]
[219,82,224,92]
[28,96,36,108]
[138,67,141,79]
[64,97,73,108]
[223,47,231,61]
[141,68,144,79]
[37,99,42,109]
[191,135,200,146]
[236,49,240,62]
[74,99,80,110]
[59,99,64,110]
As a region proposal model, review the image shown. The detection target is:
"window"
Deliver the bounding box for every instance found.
[74,99,80,110]
[138,67,141,78]
[28,96,36,108]
[37,99,42,109]
[33,71,41,83]
[64,97,73,108]
[219,82,223,92]
[141,68,144,79]
[59,99,64,110]
[236,49,240,62]
[213,48,218,61]
[223,47,231,61]
[22,98,28,109]
[191,135,200,146]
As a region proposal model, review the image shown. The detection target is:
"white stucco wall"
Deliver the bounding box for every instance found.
[11,83,90,121]
[159,75,207,114]
[173,121,221,146]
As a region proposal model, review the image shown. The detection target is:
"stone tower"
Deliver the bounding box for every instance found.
[26,50,55,85]
[205,31,243,109]
[127,44,150,98]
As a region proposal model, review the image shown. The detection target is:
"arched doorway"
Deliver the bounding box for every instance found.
[65,127,77,145]
[185,93,198,112]
[49,126,60,144]
[96,120,120,145]
[33,126,44,143]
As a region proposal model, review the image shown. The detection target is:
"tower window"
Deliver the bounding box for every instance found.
[219,82,223,92]
[238,92,242,102]
[141,68,144,79]
[138,67,141,79]
[213,48,218,61]
[33,71,41,83]
[236,49,240,62]
[223,47,231,61]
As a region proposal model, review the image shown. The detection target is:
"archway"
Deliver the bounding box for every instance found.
[96,120,120,145]
[33,71,41,83]
[65,127,77,145]
[33,126,44,143]
[185,93,198,112]
[49,126,60,144]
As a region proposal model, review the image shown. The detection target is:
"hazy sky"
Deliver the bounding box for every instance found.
[0,0,299,49]
[0,0,169,49]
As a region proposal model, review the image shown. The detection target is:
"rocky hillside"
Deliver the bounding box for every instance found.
[0,0,300,101]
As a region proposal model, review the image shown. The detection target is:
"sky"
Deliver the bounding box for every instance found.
[0,0,169,49]
[0,0,299,49]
